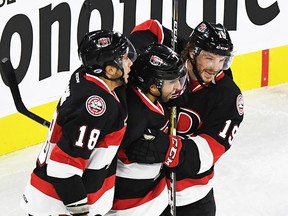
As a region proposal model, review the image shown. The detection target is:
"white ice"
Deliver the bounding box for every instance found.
[1,83,288,216]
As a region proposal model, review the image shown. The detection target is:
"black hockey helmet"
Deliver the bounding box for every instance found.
[188,21,233,56]
[132,43,185,93]
[78,30,137,75]
[188,21,233,70]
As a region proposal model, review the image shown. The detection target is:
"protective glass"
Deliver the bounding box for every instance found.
[223,55,234,70]
[171,67,188,99]
[115,39,137,68]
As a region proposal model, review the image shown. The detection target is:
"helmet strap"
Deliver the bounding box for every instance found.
[188,55,206,87]
[149,90,162,100]
[148,81,163,101]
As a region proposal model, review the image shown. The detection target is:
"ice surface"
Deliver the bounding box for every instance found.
[1,83,288,215]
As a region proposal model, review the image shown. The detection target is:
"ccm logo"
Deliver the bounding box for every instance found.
[165,137,179,166]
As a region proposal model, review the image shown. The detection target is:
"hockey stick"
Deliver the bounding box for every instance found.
[169,0,178,215]
[0,57,51,128]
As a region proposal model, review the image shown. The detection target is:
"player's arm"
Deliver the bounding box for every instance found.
[47,127,91,214]
[128,19,185,53]
[50,175,89,215]
[174,89,244,175]
[126,128,185,168]
[46,102,109,215]
[126,91,244,174]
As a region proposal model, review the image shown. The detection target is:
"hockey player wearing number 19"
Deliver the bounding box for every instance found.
[20,30,137,216]
[126,21,244,216]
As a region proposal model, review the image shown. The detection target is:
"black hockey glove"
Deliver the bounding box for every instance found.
[126,129,183,168]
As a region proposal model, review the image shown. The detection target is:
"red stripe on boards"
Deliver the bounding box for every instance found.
[261,49,269,87]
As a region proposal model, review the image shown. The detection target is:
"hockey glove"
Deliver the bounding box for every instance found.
[126,129,183,168]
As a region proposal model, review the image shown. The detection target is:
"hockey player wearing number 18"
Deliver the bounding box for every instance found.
[20,30,137,216]
[106,43,186,216]
[127,21,244,216]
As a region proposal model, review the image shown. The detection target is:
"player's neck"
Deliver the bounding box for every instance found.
[100,77,123,91]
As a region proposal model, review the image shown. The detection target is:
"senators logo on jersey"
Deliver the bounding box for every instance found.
[236,94,244,116]
[86,95,106,116]
[176,107,201,138]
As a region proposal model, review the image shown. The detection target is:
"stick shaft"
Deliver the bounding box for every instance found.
[0,57,50,128]
[170,0,179,215]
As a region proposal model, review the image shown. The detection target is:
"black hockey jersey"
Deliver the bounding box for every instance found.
[125,18,243,207]
[170,69,244,206]
[20,67,128,216]
[108,86,170,215]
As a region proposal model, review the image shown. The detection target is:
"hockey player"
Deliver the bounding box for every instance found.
[126,21,244,216]
[128,19,233,80]
[106,43,185,216]
[20,30,137,216]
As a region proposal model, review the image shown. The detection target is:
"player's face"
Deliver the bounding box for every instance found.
[113,53,133,84]
[120,53,134,83]
[194,50,227,83]
[161,78,181,102]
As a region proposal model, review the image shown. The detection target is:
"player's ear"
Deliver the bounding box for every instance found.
[105,65,117,76]
[149,84,160,96]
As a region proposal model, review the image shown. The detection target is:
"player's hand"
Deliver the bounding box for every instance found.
[126,129,183,167]
[66,202,89,216]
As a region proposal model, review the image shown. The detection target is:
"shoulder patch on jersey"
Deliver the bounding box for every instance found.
[86,95,106,117]
[236,94,244,116]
